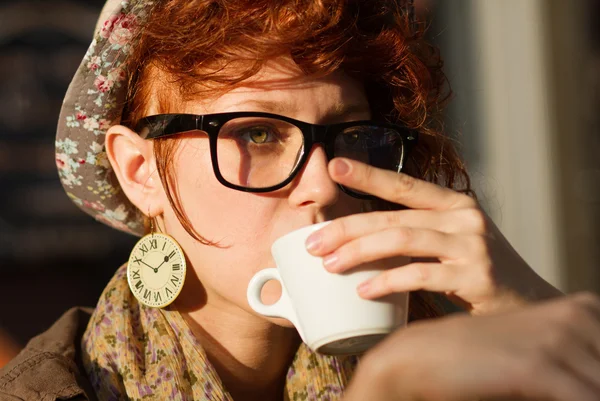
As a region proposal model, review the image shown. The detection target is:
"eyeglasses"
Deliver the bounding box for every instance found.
[135,112,418,199]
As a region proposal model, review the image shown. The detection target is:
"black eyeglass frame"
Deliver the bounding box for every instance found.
[135,111,419,199]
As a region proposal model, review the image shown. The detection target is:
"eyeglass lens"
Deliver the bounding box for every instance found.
[215,117,404,193]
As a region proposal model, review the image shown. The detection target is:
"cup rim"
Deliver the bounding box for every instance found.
[271,221,332,255]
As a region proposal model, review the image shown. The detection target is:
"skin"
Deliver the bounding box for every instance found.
[105,58,592,401]
[344,293,600,401]
[106,61,368,401]
[307,157,564,315]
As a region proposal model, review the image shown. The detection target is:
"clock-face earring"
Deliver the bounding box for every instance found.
[126,216,187,308]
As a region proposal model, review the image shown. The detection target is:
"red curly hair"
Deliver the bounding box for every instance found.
[122,0,472,319]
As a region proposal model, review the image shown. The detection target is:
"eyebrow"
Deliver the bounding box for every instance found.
[231,99,370,120]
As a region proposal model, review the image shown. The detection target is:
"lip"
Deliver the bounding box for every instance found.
[290,219,330,233]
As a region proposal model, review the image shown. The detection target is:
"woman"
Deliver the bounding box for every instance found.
[2,0,599,400]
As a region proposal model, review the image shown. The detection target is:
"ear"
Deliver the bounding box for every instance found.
[105,125,164,217]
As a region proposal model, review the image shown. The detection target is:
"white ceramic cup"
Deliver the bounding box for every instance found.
[247,222,410,355]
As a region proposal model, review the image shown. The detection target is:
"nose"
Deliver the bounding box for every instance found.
[287,145,338,210]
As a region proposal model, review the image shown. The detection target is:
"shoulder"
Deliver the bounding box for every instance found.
[0,307,97,401]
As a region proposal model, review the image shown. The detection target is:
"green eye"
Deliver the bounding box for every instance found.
[249,130,269,144]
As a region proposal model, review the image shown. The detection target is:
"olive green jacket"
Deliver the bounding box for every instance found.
[0,308,96,401]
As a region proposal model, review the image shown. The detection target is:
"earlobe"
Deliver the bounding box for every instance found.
[105,125,163,216]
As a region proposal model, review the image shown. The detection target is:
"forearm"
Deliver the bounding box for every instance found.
[343,352,415,401]
[343,362,387,401]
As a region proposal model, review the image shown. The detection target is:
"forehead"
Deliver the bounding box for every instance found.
[149,58,370,119]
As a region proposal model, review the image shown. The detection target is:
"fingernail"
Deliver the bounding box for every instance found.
[322,254,339,271]
[305,232,322,252]
[333,159,350,176]
[357,280,371,296]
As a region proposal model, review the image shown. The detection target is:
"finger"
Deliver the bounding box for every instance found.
[306,208,488,256]
[561,342,600,394]
[329,158,476,210]
[322,227,465,273]
[522,363,600,401]
[568,293,600,359]
[356,262,460,299]
[542,293,600,357]
[444,353,600,401]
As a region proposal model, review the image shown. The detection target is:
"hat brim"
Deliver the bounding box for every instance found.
[56,0,153,237]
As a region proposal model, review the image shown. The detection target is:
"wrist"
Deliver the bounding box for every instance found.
[519,269,565,304]
[476,271,565,316]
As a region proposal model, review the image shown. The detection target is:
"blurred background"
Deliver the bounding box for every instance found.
[0,0,598,365]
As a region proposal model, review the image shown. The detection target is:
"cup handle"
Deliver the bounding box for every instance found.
[247,268,305,341]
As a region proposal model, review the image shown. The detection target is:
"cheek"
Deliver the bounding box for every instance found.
[164,137,282,305]
[159,136,365,314]
[173,137,275,241]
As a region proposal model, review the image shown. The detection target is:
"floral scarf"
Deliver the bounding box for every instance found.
[81,265,359,401]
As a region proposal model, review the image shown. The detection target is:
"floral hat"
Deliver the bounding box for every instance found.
[58,0,416,237]
[56,0,154,236]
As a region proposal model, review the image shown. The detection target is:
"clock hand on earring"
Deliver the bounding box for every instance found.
[141,260,158,273]
[155,255,170,271]
[127,232,187,308]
